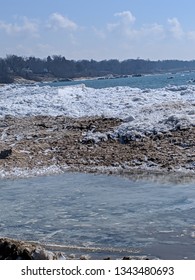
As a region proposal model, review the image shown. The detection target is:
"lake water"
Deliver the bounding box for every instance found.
[49,71,195,89]
[0,172,194,259]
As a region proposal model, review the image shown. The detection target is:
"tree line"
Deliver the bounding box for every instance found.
[1,55,195,83]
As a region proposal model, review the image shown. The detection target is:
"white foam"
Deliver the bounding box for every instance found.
[0,83,194,135]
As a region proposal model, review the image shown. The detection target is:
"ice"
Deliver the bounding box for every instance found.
[0,164,70,179]
[0,83,194,135]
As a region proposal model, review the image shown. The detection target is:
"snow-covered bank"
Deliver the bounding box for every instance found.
[0,84,194,179]
[0,83,194,132]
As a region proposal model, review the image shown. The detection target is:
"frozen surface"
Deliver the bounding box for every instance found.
[0,165,69,179]
[0,83,194,136]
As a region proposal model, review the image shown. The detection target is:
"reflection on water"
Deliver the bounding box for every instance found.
[0,172,194,259]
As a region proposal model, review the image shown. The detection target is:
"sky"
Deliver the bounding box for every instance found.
[1,0,195,61]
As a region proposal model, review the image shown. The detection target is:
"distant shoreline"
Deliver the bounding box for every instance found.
[2,55,195,85]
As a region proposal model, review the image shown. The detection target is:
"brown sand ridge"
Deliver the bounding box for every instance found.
[0,115,194,181]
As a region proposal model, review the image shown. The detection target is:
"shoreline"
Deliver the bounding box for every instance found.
[0,237,153,260]
[0,115,194,182]
[0,115,194,260]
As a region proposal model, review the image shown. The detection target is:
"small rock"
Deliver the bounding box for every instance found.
[0,149,12,159]
[0,238,59,260]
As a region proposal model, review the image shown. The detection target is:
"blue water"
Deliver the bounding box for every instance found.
[48,71,195,89]
[0,172,194,259]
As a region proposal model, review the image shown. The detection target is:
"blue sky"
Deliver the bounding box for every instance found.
[1,0,195,60]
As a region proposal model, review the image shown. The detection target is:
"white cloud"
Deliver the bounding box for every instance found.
[114,11,136,24]
[48,13,77,31]
[0,16,39,37]
[107,11,165,41]
[140,23,165,39]
[107,10,137,39]
[107,10,135,32]
[168,17,184,39]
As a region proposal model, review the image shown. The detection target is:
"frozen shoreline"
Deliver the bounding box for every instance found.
[0,115,194,182]
[0,82,194,181]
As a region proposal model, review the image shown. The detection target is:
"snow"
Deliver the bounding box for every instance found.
[0,83,194,136]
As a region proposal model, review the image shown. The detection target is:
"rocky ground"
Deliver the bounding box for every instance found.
[0,238,150,260]
[0,238,61,260]
[0,115,194,181]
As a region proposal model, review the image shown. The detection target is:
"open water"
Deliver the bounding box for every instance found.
[49,71,195,89]
[0,172,194,259]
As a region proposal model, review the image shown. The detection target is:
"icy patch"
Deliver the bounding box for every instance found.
[0,164,70,179]
[0,83,194,136]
